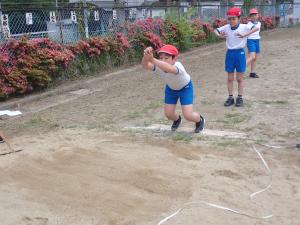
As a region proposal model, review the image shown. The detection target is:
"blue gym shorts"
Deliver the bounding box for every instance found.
[225,48,246,73]
[247,39,260,53]
[165,81,194,105]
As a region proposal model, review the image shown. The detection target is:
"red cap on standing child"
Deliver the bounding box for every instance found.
[249,8,259,15]
[227,7,242,17]
[157,45,179,57]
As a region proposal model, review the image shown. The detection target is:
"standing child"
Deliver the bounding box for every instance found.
[214,7,259,107]
[141,44,205,133]
[246,8,261,78]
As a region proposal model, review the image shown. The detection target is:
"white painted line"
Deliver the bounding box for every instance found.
[124,124,247,139]
[69,89,92,95]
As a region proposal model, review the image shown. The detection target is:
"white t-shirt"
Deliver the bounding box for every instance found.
[247,21,261,39]
[154,61,191,90]
[216,24,251,49]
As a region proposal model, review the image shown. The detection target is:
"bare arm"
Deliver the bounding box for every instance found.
[141,47,155,71]
[236,27,259,38]
[214,29,226,39]
[141,54,154,70]
[152,58,178,75]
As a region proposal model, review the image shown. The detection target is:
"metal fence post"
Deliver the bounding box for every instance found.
[0,3,2,38]
[83,0,89,39]
[58,9,64,44]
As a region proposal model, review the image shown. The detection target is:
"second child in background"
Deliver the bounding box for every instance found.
[214,7,259,107]
[246,8,261,78]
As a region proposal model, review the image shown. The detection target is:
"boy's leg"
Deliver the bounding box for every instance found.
[224,73,235,106]
[165,104,182,131]
[250,53,259,78]
[236,73,244,96]
[181,105,200,123]
[181,105,205,133]
[236,73,244,107]
[250,54,256,73]
[164,104,178,121]
[227,73,235,96]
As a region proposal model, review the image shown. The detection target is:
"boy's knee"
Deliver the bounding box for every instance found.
[236,77,243,82]
[228,77,234,82]
[164,110,174,119]
[183,112,193,121]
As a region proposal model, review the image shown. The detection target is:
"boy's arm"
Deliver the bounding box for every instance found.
[141,47,155,71]
[141,54,155,71]
[236,25,259,38]
[152,58,178,75]
[214,26,227,38]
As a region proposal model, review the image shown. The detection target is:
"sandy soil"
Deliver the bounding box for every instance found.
[0,28,299,225]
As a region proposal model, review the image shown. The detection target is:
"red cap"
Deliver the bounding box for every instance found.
[157,45,179,57]
[227,7,242,17]
[249,8,259,15]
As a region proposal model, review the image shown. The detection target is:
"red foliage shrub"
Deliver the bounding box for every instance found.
[259,16,274,30]
[212,18,227,28]
[190,18,207,42]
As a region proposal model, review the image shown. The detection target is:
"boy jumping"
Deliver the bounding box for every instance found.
[215,7,259,107]
[141,45,205,133]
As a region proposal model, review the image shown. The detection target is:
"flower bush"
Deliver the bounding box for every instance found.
[259,16,274,30]
[190,18,207,43]
[0,14,275,100]
[212,18,227,28]
[0,37,75,99]
[164,16,193,51]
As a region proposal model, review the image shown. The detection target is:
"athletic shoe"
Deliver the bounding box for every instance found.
[195,115,205,133]
[224,97,235,107]
[235,96,244,107]
[249,73,259,78]
[171,115,181,131]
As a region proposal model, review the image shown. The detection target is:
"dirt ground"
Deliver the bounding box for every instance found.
[0,28,299,225]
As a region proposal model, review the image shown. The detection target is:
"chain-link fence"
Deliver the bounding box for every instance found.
[0,2,299,45]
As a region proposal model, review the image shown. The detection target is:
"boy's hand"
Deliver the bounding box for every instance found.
[144,47,153,55]
[235,32,244,38]
[143,47,154,62]
[220,31,227,38]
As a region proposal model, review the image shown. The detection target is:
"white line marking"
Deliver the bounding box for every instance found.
[124,124,247,139]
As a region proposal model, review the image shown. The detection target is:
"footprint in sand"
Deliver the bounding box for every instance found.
[21,217,48,225]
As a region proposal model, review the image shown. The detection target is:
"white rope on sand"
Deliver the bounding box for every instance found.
[156,144,273,225]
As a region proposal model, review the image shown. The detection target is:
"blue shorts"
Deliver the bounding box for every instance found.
[165,81,194,105]
[225,49,246,73]
[247,39,260,53]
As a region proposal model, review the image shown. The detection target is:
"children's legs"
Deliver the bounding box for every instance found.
[181,105,201,123]
[247,52,256,67]
[227,73,235,95]
[164,104,179,121]
[250,54,257,73]
[236,73,244,95]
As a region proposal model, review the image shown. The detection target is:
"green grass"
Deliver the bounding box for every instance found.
[261,100,289,105]
[172,133,193,142]
[288,129,300,137]
[213,139,243,147]
[127,100,162,119]
[16,116,59,129]
[217,113,252,125]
